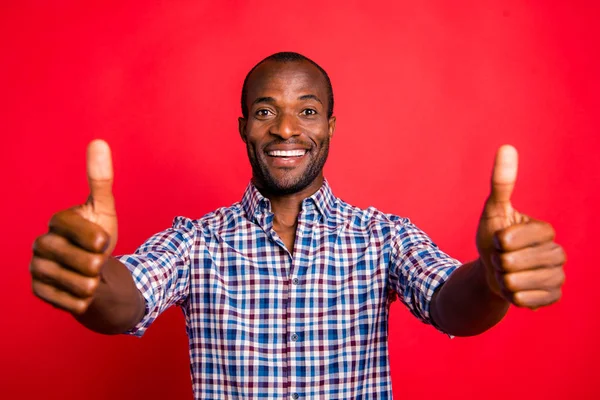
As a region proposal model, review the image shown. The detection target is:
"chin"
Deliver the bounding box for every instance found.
[270,179,310,195]
[260,172,315,195]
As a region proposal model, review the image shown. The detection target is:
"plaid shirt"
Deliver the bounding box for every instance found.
[117,180,460,399]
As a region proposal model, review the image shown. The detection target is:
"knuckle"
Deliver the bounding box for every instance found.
[48,215,59,232]
[34,233,64,255]
[502,274,519,292]
[32,234,49,254]
[81,277,99,297]
[29,258,47,279]
[31,280,41,296]
[72,298,91,315]
[498,252,514,270]
[30,262,52,282]
[48,211,62,227]
[29,258,39,274]
[512,292,527,307]
[32,280,52,302]
[542,221,556,239]
[91,231,109,253]
[39,259,55,275]
[87,255,105,275]
[31,258,63,283]
[70,304,84,315]
[555,245,567,264]
[499,225,525,250]
[495,230,511,250]
[49,209,71,229]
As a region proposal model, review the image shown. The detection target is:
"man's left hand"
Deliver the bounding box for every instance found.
[476,145,566,309]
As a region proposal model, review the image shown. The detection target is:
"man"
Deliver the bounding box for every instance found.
[30,52,566,399]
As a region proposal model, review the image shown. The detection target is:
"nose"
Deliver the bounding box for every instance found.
[271,112,301,140]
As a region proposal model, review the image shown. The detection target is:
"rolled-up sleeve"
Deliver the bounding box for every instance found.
[115,216,197,337]
[388,219,461,328]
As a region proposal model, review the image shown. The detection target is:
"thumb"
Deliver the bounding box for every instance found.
[86,139,115,214]
[489,144,518,204]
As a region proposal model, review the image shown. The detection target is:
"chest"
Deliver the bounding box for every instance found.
[184,218,395,398]
[191,223,391,312]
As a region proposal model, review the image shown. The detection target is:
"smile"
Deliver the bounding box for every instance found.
[267,150,307,157]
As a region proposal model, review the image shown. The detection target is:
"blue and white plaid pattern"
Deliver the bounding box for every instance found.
[117,180,460,399]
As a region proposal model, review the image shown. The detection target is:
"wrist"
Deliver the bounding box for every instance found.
[475,257,507,302]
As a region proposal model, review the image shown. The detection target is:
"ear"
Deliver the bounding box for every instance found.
[328,116,336,139]
[238,117,247,143]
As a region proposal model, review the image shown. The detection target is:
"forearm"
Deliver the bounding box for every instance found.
[74,257,145,335]
[430,259,509,337]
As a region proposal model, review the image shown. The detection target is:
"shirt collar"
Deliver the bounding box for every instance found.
[241,179,336,221]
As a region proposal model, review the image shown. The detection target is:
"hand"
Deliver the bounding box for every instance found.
[476,145,566,309]
[30,140,118,314]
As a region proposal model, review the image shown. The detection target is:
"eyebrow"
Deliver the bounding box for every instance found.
[251,94,323,106]
[298,94,323,104]
[252,96,276,106]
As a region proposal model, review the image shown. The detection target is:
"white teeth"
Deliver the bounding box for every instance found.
[268,150,306,157]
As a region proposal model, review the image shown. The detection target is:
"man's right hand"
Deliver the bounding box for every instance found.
[30,140,118,315]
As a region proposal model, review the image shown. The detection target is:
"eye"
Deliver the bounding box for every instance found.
[255,109,274,117]
[301,108,317,116]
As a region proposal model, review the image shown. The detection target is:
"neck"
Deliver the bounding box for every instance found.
[254,175,324,226]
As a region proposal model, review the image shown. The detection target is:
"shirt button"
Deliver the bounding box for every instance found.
[292,278,299,285]
[292,393,299,399]
[291,333,299,342]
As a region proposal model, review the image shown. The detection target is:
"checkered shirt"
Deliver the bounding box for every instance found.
[117,180,460,399]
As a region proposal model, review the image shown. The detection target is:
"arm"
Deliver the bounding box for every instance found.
[430,259,509,337]
[74,256,145,335]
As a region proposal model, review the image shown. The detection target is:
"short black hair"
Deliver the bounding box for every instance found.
[241,52,334,119]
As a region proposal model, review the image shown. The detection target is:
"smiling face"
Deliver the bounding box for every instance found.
[239,60,336,196]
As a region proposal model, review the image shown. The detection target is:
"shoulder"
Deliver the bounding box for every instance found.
[330,197,411,234]
[330,200,443,254]
[170,202,248,236]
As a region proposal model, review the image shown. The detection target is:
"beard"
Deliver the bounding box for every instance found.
[247,137,330,196]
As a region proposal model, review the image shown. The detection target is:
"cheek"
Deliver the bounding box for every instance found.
[308,126,331,146]
[244,123,269,145]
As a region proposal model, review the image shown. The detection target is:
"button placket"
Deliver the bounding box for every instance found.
[287,210,311,397]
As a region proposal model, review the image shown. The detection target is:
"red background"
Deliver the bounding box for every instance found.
[2,1,598,399]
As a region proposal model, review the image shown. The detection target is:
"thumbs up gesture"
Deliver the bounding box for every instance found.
[476,145,566,309]
[30,140,118,314]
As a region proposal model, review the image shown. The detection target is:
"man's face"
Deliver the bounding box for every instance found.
[239,60,336,196]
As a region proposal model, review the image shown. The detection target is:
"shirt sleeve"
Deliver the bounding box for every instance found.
[115,216,197,337]
[388,219,461,330]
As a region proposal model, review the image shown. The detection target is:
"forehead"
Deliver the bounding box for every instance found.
[246,60,328,101]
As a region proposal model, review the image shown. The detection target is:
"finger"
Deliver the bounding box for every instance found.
[512,289,562,309]
[494,219,556,252]
[49,209,109,253]
[502,266,565,292]
[33,233,106,277]
[489,144,518,204]
[30,256,99,298]
[87,139,115,215]
[494,241,565,272]
[31,280,92,315]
